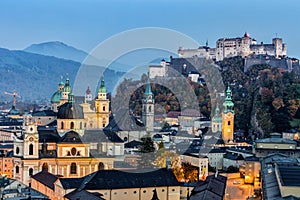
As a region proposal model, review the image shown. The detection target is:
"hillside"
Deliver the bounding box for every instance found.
[24,41,88,63]
[0,48,123,102]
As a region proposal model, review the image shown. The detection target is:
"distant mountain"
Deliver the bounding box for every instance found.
[0,47,124,102]
[24,41,88,63]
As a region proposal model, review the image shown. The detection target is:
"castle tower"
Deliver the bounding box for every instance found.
[212,103,222,133]
[142,74,154,132]
[222,86,234,143]
[95,77,110,128]
[272,37,283,58]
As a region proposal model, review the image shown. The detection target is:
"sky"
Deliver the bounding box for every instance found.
[1,0,300,58]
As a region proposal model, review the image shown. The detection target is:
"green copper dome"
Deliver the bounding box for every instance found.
[63,77,72,93]
[51,91,62,103]
[223,86,234,114]
[212,104,222,122]
[98,77,106,93]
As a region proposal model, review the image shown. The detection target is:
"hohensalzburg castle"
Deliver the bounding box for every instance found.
[178,33,287,61]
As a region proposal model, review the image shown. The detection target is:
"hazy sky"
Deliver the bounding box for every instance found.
[1,0,300,58]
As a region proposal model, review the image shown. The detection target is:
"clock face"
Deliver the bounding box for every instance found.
[148,95,152,99]
[29,137,34,142]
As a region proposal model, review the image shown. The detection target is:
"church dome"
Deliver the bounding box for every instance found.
[98,77,106,93]
[51,91,61,103]
[57,102,84,119]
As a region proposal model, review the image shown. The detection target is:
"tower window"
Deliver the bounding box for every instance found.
[228,121,231,126]
[80,122,82,129]
[70,163,77,174]
[16,166,19,174]
[103,106,106,111]
[149,106,151,112]
[61,121,64,129]
[29,144,33,155]
[16,147,19,154]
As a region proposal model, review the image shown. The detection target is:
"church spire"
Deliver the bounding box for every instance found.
[144,73,152,95]
[98,76,106,94]
[223,86,234,114]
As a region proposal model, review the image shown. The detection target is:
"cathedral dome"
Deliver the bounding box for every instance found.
[57,102,84,119]
[51,91,61,103]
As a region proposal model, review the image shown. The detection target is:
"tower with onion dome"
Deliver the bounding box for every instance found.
[95,77,110,129]
[222,86,235,143]
[142,74,154,132]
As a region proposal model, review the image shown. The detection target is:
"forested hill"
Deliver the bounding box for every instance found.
[114,56,300,138]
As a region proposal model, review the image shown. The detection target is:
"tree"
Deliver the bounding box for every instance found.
[181,162,199,182]
[138,134,156,168]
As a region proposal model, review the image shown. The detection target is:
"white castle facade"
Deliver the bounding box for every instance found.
[178,33,287,61]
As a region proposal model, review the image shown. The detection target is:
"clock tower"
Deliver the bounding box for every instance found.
[222,86,234,143]
[142,74,154,132]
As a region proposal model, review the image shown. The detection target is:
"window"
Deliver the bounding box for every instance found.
[228,121,231,126]
[29,168,33,176]
[103,106,106,111]
[98,162,105,170]
[16,147,19,154]
[80,122,82,129]
[42,163,48,172]
[70,122,75,129]
[16,166,19,174]
[70,163,77,174]
[29,144,33,155]
[61,121,64,129]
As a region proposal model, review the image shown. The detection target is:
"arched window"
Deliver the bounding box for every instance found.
[228,121,231,126]
[29,144,33,155]
[42,163,48,172]
[29,168,33,176]
[16,147,19,154]
[70,122,75,129]
[61,121,64,129]
[80,122,82,129]
[149,106,151,112]
[16,166,19,174]
[103,106,106,111]
[70,163,77,174]
[98,162,105,170]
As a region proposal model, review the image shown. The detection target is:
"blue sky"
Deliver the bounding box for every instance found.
[1,0,300,58]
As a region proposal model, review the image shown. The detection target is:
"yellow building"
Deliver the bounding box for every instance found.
[13,116,119,186]
[52,76,110,134]
[222,86,234,143]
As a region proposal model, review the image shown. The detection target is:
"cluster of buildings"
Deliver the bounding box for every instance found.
[149,33,299,83]
[1,33,300,199]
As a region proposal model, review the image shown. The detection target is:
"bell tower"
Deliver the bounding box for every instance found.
[142,74,154,132]
[222,86,234,143]
[95,77,110,128]
[23,117,39,159]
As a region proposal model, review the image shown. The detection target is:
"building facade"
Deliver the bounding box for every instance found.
[178,33,287,61]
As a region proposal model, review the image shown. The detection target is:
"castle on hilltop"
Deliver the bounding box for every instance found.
[178,33,287,61]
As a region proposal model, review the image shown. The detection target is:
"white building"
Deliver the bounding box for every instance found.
[178,33,287,61]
